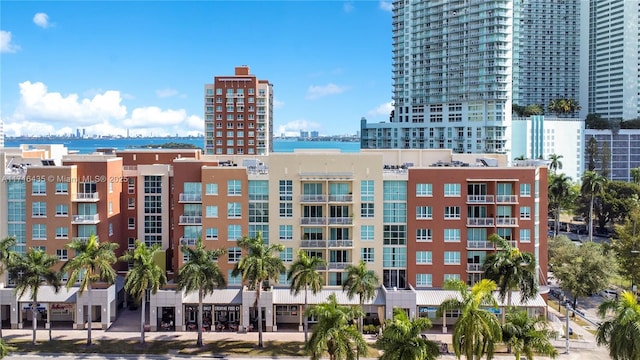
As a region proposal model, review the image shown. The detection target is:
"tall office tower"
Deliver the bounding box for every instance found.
[204,66,273,156]
[588,0,640,121]
[512,0,585,119]
[386,0,513,154]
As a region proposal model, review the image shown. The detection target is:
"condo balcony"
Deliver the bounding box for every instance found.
[72,214,100,224]
[72,236,99,243]
[301,217,326,225]
[466,195,495,204]
[179,237,198,246]
[328,217,353,225]
[467,217,495,227]
[179,215,202,225]
[496,218,518,227]
[467,263,484,272]
[497,240,519,249]
[466,240,494,250]
[73,192,100,202]
[179,193,202,203]
[300,194,327,203]
[495,195,518,203]
[301,239,327,248]
[328,239,353,248]
[328,262,350,270]
[328,194,353,202]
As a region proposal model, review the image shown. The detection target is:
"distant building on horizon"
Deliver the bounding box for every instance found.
[0,120,4,148]
[204,66,273,156]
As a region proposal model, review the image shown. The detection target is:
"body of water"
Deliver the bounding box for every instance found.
[4,138,360,154]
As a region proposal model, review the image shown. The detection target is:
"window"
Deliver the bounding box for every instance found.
[416,228,432,242]
[128,178,135,194]
[32,202,46,217]
[206,205,218,218]
[361,180,374,201]
[227,180,242,196]
[361,248,374,262]
[416,251,432,264]
[128,197,135,209]
[228,225,242,241]
[444,183,461,196]
[227,202,242,218]
[32,180,46,195]
[520,229,531,242]
[520,206,531,219]
[55,226,68,239]
[280,248,293,262]
[56,249,68,261]
[444,274,461,282]
[32,224,46,240]
[279,203,293,218]
[279,180,293,200]
[416,206,432,219]
[206,227,219,240]
[109,223,114,236]
[279,225,293,241]
[444,206,461,219]
[128,217,135,229]
[55,204,68,216]
[128,238,135,249]
[228,247,242,263]
[206,183,218,195]
[383,247,407,267]
[444,251,461,265]
[444,229,461,242]
[416,274,432,287]
[383,225,406,245]
[361,225,374,241]
[55,183,68,194]
[520,183,531,196]
[416,183,432,196]
[360,203,374,218]
[227,270,242,285]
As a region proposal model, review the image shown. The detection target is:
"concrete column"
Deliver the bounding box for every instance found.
[298,305,303,332]
[442,313,447,333]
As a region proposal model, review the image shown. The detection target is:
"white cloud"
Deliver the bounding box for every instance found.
[379,1,393,12]
[33,13,52,28]
[367,101,394,117]
[276,119,321,137]
[0,30,20,53]
[306,83,349,100]
[273,98,285,109]
[4,81,203,137]
[343,1,354,13]
[155,88,179,98]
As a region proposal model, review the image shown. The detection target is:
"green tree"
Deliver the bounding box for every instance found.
[512,104,525,117]
[232,231,285,348]
[524,104,543,116]
[376,307,440,360]
[61,234,118,346]
[581,171,607,242]
[547,98,581,117]
[597,181,640,228]
[10,248,61,345]
[586,136,599,171]
[0,338,7,359]
[437,279,502,360]
[0,236,17,339]
[585,113,610,130]
[342,260,380,332]
[176,238,226,347]
[548,154,563,175]
[119,241,167,345]
[501,310,558,360]
[631,167,640,184]
[305,293,367,360]
[611,207,640,292]
[287,249,327,342]
[483,234,537,321]
[601,141,611,178]
[549,174,572,236]
[596,291,640,360]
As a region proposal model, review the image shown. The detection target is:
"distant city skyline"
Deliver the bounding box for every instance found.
[0,1,393,137]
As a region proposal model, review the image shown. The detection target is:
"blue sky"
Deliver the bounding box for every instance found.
[0,1,394,137]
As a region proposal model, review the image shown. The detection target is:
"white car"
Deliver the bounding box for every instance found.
[599,289,618,299]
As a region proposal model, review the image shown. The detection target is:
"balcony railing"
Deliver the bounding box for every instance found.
[467,263,484,272]
[72,214,100,223]
[179,215,202,225]
[328,240,353,247]
[467,217,495,226]
[496,218,518,226]
[328,262,350,270]
[496,195,518,203]
[301,240,327,248]
[300,194,326,202]
[329,217,353,225]
[73,192,99,201]
[466,240,494,249]
[497,240,519,249]
[179,237,198,246]
[72,236,99,243]
[328,194,353,202]
[467,195,494,204]
[301,217,326,225]
[179,193,202,202]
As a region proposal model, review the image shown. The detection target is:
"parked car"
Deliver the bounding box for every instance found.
[599,289,618,300]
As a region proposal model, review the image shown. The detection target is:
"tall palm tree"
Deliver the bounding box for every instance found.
[0,236,17,339]
[376,307,440,360]
[483,234,537,322]
[342,260,380,332]
[437,279,502,360]
[119,240,167,345]
[287,249,327,342]
[581,170,606,242]
[176,238,226,347]
[502,309,558,360]
[10,248,61,345]
[548,154,563,175]
[548,98,581,117]
[61,234,118,346]
[549,174,572,236]
[232,231,285,348]
[596,291,640,360]
[305,293,367,360]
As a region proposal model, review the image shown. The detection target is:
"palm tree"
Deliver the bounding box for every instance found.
[342,260,380,332]
[0,236,17,339]
[232,231,285,348]
[483,234,537,322]
[548,98,581,117]
[176,238,226,347]
[61,234,118,346]
[10,248,61,345]
[502,309,558,360]
[376,307,440,360]
[549,174,572,236]
[581,170,606,242]
[631,167,640,184]
[119,240,167,345]
[0,338,7,359]
[596,291,640,360]
[287,249,327,342]
[548,154,563,175]
[437,279,502,360]
[305,293,367,360]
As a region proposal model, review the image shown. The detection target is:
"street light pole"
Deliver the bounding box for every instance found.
[565,302,570,354]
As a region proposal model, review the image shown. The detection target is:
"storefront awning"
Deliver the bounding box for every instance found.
[18,286,78,303]
[273,287,385,305]
[182,288,242,304]
[416,290,547,308]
